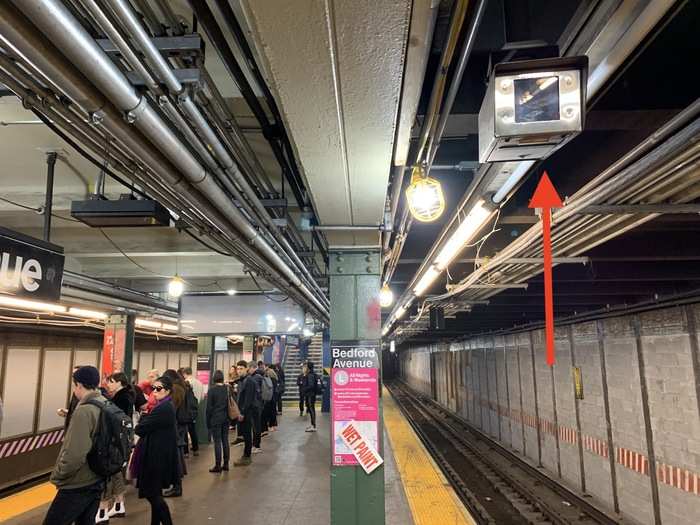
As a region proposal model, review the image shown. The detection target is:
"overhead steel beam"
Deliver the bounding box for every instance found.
[97,35,203,54]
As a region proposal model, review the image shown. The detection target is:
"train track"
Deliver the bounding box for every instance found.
[387,381,620,525]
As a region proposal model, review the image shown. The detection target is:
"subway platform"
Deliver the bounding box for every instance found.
[0,392,473,525]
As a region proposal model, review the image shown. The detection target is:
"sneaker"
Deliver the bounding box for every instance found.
[95,508,109,523]
[162,487,182,498]
[231,437,244,446]
[305,426,317,432]
[209,466,222,473]
[252,447,263,454]
[107,501,125,518]
[234,456,251,466]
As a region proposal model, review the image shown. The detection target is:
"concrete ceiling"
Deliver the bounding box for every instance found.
[239,0,414,243]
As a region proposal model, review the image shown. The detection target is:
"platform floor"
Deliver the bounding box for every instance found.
[1,409,416,525]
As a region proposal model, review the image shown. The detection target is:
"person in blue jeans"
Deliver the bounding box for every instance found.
[206,370,231,472]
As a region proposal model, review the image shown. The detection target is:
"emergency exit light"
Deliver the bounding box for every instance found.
[478,56,588,163]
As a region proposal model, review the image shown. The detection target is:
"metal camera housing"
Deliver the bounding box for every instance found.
[478,56,588,164]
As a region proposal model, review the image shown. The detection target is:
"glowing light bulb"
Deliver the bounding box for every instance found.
[379,284,394,308]
[405,166,445,222]
[168,276,185,298]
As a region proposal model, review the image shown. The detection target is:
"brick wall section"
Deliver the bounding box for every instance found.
[553,326,581,489]
[639,307,700,525]
[603,315,654,524]
[400,302,700,525]
[572,321,615,506]
[532,329,558,473]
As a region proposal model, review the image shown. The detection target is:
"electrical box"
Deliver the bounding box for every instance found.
[478,56,588,164]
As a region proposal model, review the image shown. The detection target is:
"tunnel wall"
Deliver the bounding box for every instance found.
[399,303,700,525]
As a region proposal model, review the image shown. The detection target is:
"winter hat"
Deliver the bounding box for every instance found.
[72,366,100,389]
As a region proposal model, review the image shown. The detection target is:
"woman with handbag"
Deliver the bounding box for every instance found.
[206,370,232,472]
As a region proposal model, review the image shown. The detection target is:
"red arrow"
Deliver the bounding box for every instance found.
[529,172,563,366]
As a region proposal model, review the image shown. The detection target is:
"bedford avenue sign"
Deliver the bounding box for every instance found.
[0,227,64,302]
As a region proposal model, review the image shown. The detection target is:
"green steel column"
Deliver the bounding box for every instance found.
[330,249,384,525]
[123,314,135,379]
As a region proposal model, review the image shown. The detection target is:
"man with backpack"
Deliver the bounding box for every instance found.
[43,366,118,525]
[233,360,263,465]
[303,362,321,433]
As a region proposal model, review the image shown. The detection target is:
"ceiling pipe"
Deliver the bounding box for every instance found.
[0,1,327,320]
[99,0,327,306]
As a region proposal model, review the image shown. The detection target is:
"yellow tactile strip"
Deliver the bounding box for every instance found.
[383,386,477,525]
[0,482,56,521]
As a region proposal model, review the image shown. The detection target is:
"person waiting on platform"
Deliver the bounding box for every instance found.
[56,366,80,430]
[233,360,262,465]
[296,364,306,417]
[131,375,181,525]
[249,361,265,453]
[95,372,134,523]
[303,362,319,432]
[160,370,189,498]
[206,370,231,472]
[43,366,106,525]
[181,367,202,457]
[138,369,161,414]
[261,363,278,434]
[273,364,286,415]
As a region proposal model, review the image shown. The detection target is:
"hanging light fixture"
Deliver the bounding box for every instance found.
[405,165,445,222]
[168,276,185,298]
[379,284,394,308]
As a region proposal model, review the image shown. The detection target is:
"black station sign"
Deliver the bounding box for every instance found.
[0,227,64,302]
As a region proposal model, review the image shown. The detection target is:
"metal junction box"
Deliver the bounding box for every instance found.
[478,56,588,163]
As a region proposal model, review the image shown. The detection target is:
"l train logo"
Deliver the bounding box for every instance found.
[0,253,44,293]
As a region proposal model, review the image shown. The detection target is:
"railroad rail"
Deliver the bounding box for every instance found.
[387,381,620,525]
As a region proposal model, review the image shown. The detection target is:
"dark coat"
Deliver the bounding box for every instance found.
[206,384,229,428]
[237,374,261,415]
[303,372,318,397]
[111,387,134,418]
[134,398,181,498]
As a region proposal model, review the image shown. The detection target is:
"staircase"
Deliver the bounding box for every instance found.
[281,334,323,401]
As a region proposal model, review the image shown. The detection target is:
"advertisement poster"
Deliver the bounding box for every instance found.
[331,341,380,467]
[196,354,211,389]
[101,324,126,383]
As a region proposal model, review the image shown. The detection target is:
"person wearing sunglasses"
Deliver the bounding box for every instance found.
[130,376,181,525]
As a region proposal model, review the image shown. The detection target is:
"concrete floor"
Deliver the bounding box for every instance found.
[5,410,414,525]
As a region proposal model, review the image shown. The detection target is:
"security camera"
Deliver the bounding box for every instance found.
[478,56,588,164]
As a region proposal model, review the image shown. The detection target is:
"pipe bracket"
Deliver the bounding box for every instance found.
[125,96,148,124]
[89,110,105,125]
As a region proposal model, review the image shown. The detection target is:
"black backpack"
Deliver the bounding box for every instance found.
[84,399,133,478]
[178,386,198,424]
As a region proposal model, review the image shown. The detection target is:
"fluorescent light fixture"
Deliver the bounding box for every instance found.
[68,307,108,320]
[0,295,67,313]
[492,161,536,203]
[379,284,394,308]
[434,200,492,270]
[161,323,179,331]
[135,318,162,329]
[168,276,184,298]
[413,266,440,297]
[389,340,395,353]
[227,289,237,296]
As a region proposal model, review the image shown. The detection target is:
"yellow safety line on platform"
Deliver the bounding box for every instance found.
[383,386,476,525]
[0,482,55,521]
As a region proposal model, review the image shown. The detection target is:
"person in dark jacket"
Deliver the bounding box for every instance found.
[132,375,180,525]
[233,360,262,466]
[161,370,187,497]
[96,372,134,522]
[303,362,318,432]
[206,370,230,472]
[296,365,306,417]
[56,366,80,430]
[274,364,286,414]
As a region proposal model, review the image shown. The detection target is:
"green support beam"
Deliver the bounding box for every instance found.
[330,249,384,525]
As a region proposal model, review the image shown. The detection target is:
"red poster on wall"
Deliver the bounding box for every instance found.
[101,324,126,384]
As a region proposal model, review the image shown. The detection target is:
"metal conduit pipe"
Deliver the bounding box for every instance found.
[14,0,328,319]
[0,3,327,320]
[0,59,198,226]
[102,0,328,307]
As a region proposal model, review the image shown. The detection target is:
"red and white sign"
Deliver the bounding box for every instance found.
[331,367,379,466]
[101,323,126,384]
[339,421,383,474]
